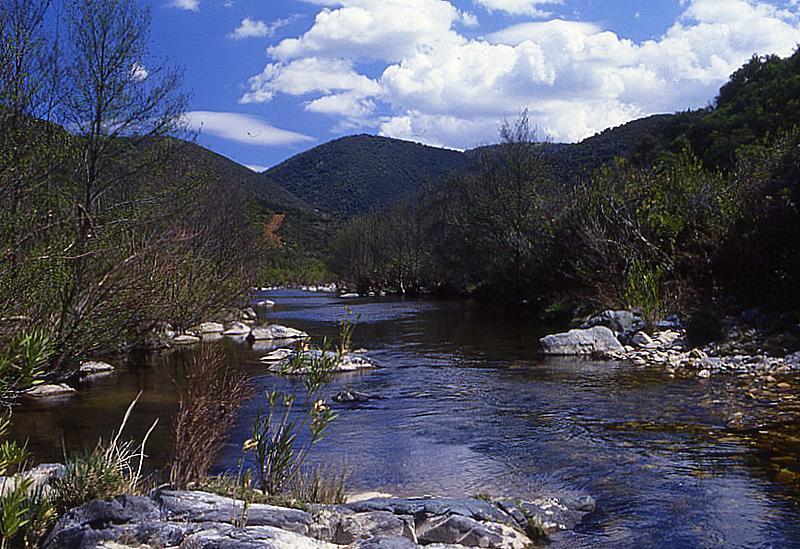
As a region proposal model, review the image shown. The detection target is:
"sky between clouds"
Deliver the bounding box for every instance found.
[150,0,800,170]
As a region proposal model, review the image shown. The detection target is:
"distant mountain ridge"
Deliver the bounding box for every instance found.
[251,50,800,218]
[264,134,469,217]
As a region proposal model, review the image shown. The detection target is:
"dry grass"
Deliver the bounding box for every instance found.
[170,346,252,488]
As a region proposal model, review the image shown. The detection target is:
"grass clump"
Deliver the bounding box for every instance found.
[50,392,157,513]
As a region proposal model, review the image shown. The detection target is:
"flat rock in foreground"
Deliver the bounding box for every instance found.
[44,490,595,548]
[540,326,623,356]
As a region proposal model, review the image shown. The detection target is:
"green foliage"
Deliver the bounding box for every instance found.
[266,134,470,217]
[0,330,51,405]
[714,127,800,309]
[623,260,664,328]
[288,465,348,505]
[0,418,54,548]
[244,340,338,497]
[337,308,359,356]
[50,449,129,513]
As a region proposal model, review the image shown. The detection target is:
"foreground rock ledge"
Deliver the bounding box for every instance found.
[44,489,595,548]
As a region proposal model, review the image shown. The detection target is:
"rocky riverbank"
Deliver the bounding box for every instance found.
[539,309,800,383]
[43,489,596,548]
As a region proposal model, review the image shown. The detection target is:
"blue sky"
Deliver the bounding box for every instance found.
[148,0,800,170]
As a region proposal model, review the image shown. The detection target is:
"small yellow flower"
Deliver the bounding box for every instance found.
[242,438,257,451]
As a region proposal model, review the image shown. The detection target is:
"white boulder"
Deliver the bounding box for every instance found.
[24,384,77,398]
[173,334,201,345]
[250,325,308,341]
[222,321,251,336]
[197,322,224,334]
[79,361,114,375]
[539,326,623,356]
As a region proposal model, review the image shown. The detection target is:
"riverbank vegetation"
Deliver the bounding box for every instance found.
[0,0,262,384]
[329,50,800,337]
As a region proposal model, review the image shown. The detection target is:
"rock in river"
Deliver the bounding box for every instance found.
[582,310,646,344]
[269,350,375,374]
[540,326,623,356]
[333,390,374,403]
[79,361,114,375]
[172,334,200,345]
[196,321,224,334]
[250,324,309,341]
[223,321,251,336]
[260,348,295,363]
[24,383,77,398]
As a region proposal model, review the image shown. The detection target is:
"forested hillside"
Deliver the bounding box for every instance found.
[264,134,470,216]
[328,50,800,324]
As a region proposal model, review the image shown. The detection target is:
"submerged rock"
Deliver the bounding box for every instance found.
[250,324,309,341]
[540,326,623,356]
[340,293,360,299]
[333,390,374,403]
[256,299,276,307]
[24,383,77,398]
[44,490,595,549]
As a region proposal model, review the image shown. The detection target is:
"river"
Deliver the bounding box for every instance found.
[10,289,800,547]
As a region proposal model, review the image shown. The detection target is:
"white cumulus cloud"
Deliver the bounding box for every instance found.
[168,0,200,11]
[240,0,800,148]
[183,111,314,146]
[474,0,563,17]
[230,17,293,40]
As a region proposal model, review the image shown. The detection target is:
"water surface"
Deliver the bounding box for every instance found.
[11,290,800,547]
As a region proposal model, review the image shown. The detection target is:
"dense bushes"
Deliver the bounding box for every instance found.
[329,108,800,323]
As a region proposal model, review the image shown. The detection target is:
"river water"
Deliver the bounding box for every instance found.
[10,289,800,547]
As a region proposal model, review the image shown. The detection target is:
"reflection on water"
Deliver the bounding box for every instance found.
[10,290,800,547]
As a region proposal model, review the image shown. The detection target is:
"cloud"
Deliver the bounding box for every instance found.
[240,57,380,104]
[130,62,148,82]
[168,0,200,11]
[245,164,269,172]
[241,0,800,148]
[474,0,563,17]
[229,17,292,40]
[183,111,314,146]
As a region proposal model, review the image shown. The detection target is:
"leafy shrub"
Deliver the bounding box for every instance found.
[50,450,128,513]
[244,340,338,497]
[0,330,52,405]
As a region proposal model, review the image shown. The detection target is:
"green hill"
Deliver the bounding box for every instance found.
[167,141,335,254]
[264,134,470,217]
